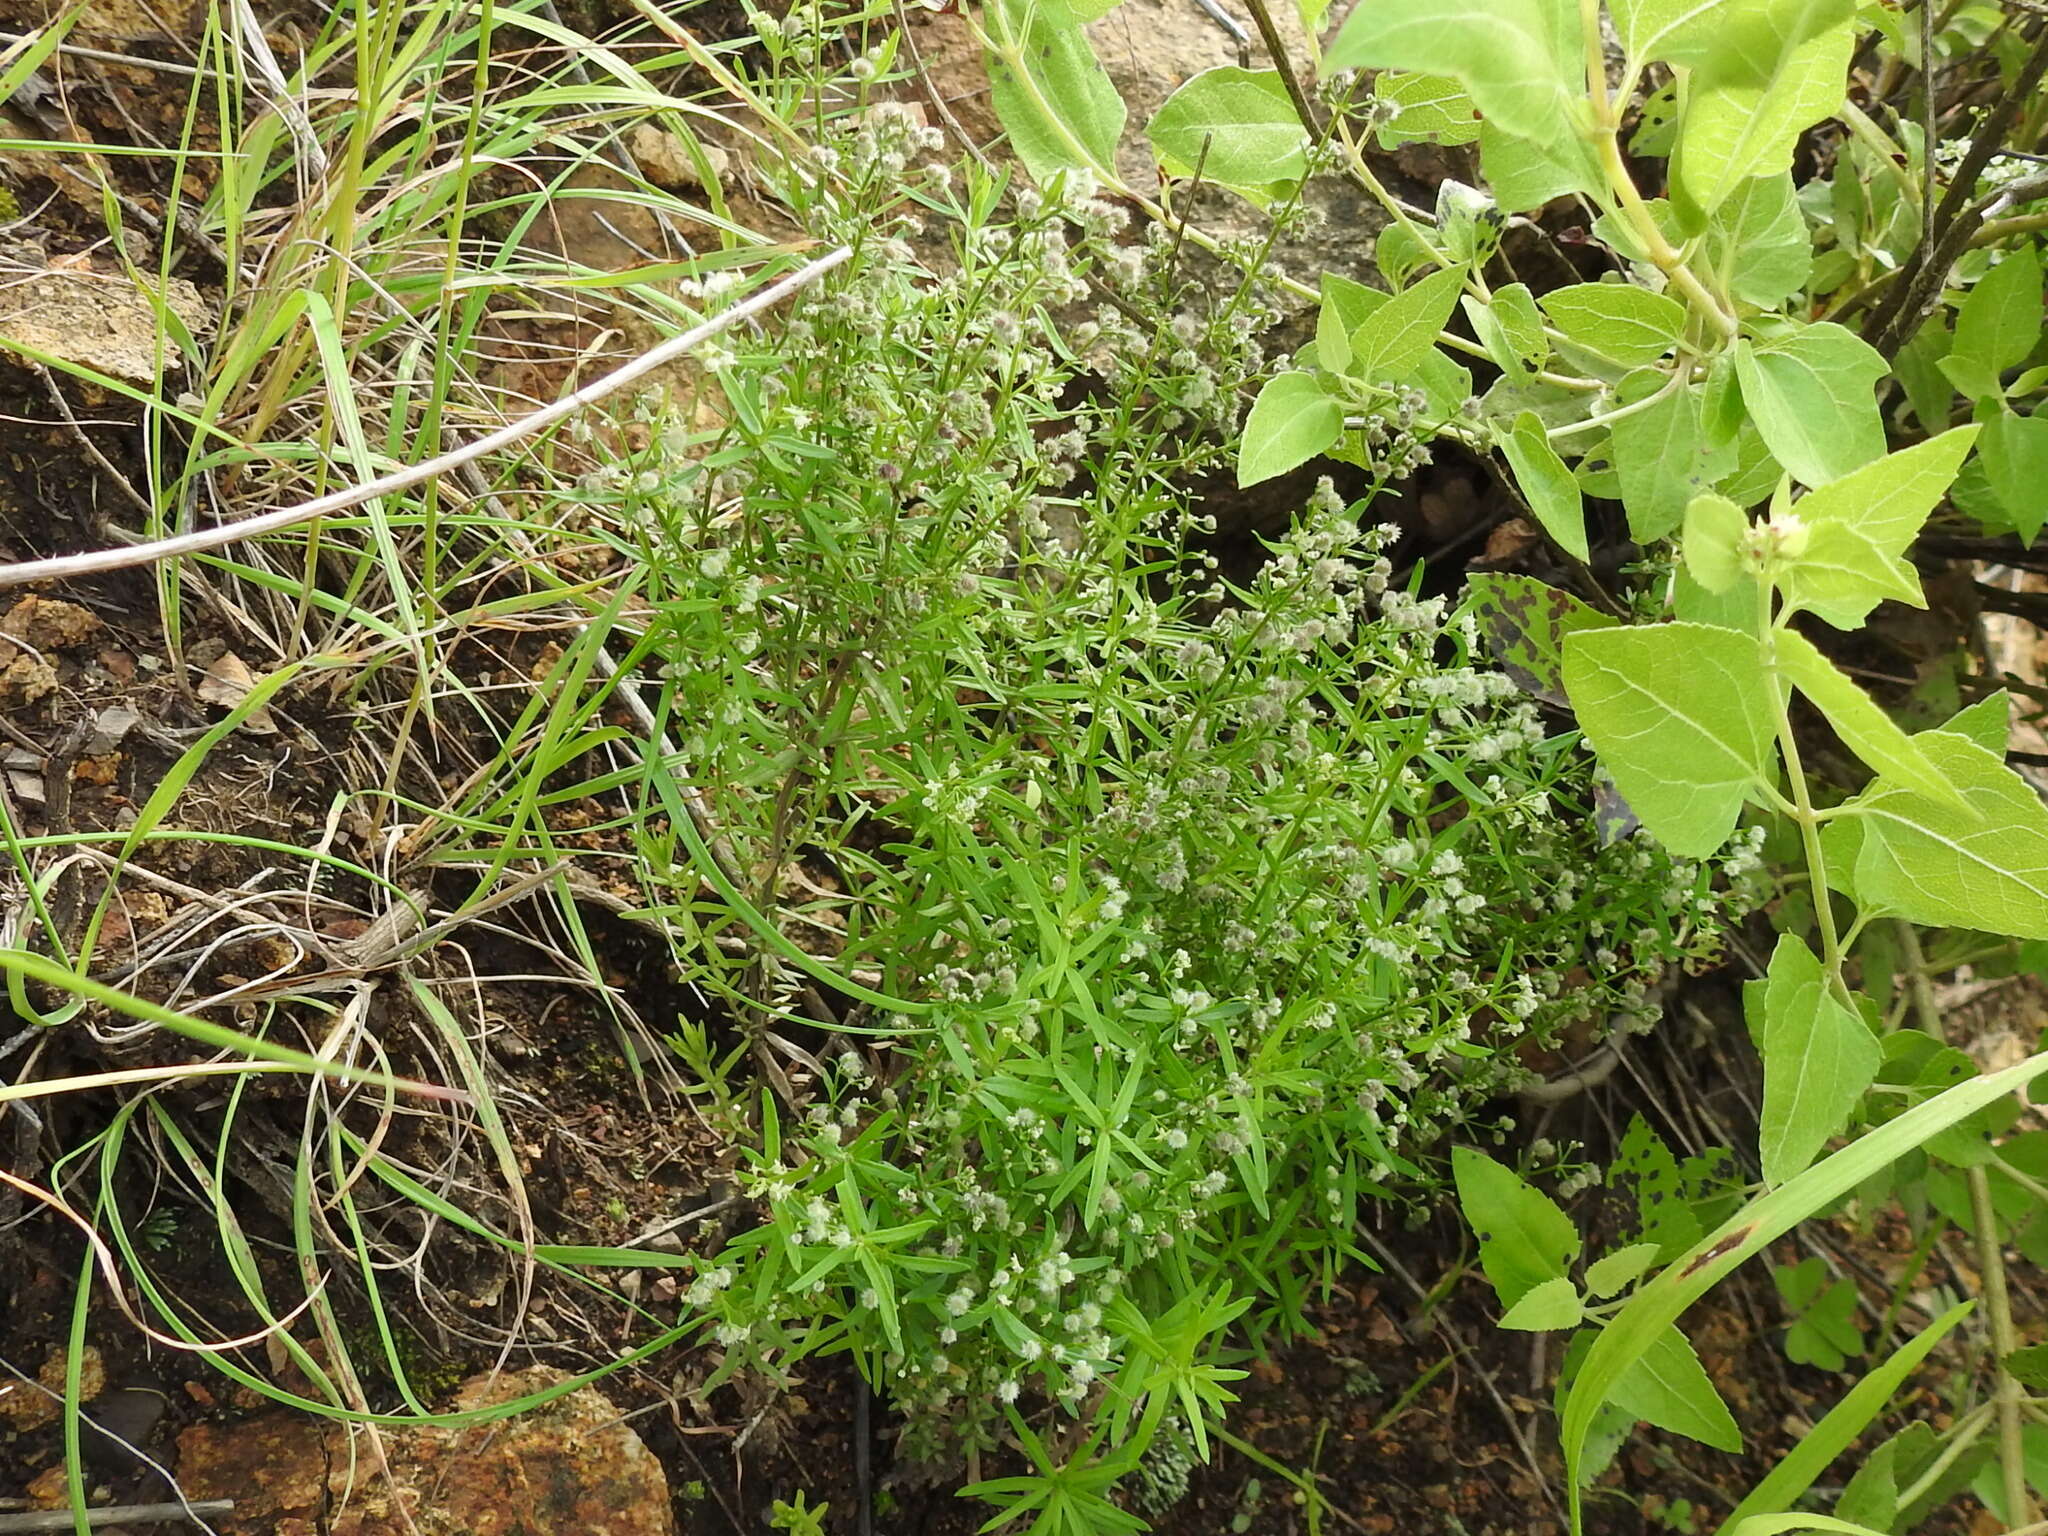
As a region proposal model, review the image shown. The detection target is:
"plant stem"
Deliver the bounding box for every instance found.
[1758,583,1850,1002]
[1896,920,2037,1526]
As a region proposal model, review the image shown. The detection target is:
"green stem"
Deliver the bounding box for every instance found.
[1759,585,1849,1002]
[1897,920,2036,1527]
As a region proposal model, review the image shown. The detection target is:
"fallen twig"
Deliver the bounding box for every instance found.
[0,246,852,590]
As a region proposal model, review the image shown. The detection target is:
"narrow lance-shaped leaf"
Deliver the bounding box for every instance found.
[1561,1048,2048,1524]
[1772,629,1966,808]
[1608,1324,1742,1452]
[1758,935,1880,1186]
[1499,410,1589,561]
[1562,622,1779,858]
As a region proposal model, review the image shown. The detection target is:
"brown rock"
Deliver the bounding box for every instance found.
[175,1367,674,1535]
[2,596,101,651]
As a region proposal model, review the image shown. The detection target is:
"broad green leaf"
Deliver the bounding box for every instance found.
[1842,730,2048,939]
[1465,282,1546,378]
[1464,572,1620,708]
[1612,376,1739,541]
[1672,22,1851,213]
[1147,67,1310,192]
[1732,322,1889,487]
[1562,622,1778,857]
[1586,1242,1662,1297]
[1833,1438,1901,1532]
[1945,690,2011,756]
[1453,1147,1580,1308]
[1773,629,1964,806]
[1481,119,1605,209]
[1777,426,1981,627]
[1609,1325,1741,1451]
[1374,71,1481,146]
[1706,173,1813,308]
[1325,0,1583,141]
[985,0,1125,183]
[1619,0,1854,83]
[1499,410,1588,560]
[1443,180,1505,264]
[1562,1048,2048,1525]
[1351,263,1466,382]
[1711,1301,1972,1536]
[1542,283,1687,368]
[1758,936,1880,1185]
[1980,407,2048,545]
[1499,1275,1585,1330]
[1947,242,2042,398]
[1375,223,1434,289]
[1237,372,1342,487]
[1683,492,1749,593]
[1894,317,1955,433]
[1316,273,1361,373]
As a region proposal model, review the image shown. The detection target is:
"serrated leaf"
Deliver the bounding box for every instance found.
[1500,1275,1586,1330]
[1609,1324,1742,1452]
[1351,263,1466,382]
[1372,70,1482,146]
[1237,372,1343,488]
[1148,66,1310,192]
[1464,572,1620,707]
[1542,283,1688,368]
[984,0,1126,183]
[1773,629,1965,807]
[1325,0,1583,142]
[1562,622,1778,858]
[1842,730,2048,940]
[2005,1341,2048,1391]
[1683,492,1749,592]
[1500,410,1588,560]
[1944,690,2011,756]
[1778,426,1982,627]
[1951,242,2043,389]
[1759,936,1880,1186]
[1612,377,1740,542]
[1453,1147,1581,1308]
[1980,407,2048,545]
[1587,1242,1663,1297]
[1732,322,1888,487]
[1673,22,1852,214]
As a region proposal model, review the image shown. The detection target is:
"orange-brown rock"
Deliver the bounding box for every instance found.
[174,1367,675,1535]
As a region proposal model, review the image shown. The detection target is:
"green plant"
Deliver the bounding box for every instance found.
[949,0,2048,1525]
[604,42,1757,1526]
[769,1490,831,1535]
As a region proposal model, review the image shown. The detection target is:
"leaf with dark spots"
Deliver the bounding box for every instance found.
[1464,572,1618,709]
[1594,776,1641,846]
